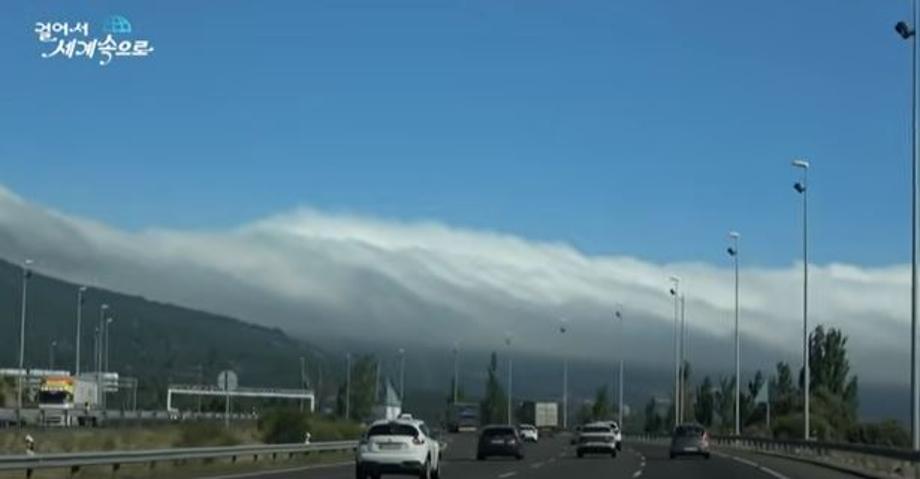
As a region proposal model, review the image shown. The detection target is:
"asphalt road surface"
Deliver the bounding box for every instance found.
[194,434,867,479]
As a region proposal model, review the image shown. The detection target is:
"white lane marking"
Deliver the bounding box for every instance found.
[498,472,518,478]
[715,451,791,479]
[530,461,544,469]
[200,461,352,479]
[632,471,643,478]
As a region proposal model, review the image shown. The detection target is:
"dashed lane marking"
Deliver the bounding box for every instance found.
[498,472,518,478]
[530,461,544,469]
[200,461,352,479]
[632,470,643,478]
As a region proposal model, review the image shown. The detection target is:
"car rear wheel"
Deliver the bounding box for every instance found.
[669,453,676,460]
[419,458,431,479]
[354,464,365,479]
[577,451,584,458]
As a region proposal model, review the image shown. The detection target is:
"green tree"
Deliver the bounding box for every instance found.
[644,397,663,433]
[479,352,507,424]
[591,386,610,421]
[742,370,765,427]
[714,376,735,430]
[694,376,715,427]
[769,362,797,417]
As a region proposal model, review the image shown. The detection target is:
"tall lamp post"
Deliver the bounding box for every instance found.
[345,353,352,420]
[49,341,57,370]
[669,276,681,428]
[16,259,33,425]
[727,231,741,436]
[505,333,513,425]
[897,6,920,451]
[398,348,406,406]
[97,304,109,408]
[559,319,569,430]
[792,159,810,440]
[452,342,460,404]
[615,308,625,429]
[75,286,86,376]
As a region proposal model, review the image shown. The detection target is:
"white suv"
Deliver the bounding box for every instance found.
[356,415,441,479]
[576,422,617,458]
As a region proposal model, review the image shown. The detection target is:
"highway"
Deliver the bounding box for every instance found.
[195,435,866,479]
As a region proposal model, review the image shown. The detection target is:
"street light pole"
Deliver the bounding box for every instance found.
[452,343,459,404]
[345,353,352,420]
[97,304,108,408]
[75,286,86,376]
[16,259,33,425]
[897,3,920,450]
[505,334,513,425]
[398,348,406,406]
[680,294,687,423]
[615,309,624,429]
[728,231,741,436]
[669,276,681,428]
[792,159,810,440]
[559,320,569,430]
[49,341,57,370]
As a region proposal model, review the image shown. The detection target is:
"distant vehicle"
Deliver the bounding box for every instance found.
[355,415,442,479]
[476,425,524,461]
[37,376,100,426]
[576,422,617,458]
[519,424,538,442]
[446,402,479,432]
[669,423,711,460]
[602,421,623,451]
[519,401,559,431]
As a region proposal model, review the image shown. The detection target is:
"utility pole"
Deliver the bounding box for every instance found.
[345,353,352,421]
[75,286,86,375]
[16,259,33,426]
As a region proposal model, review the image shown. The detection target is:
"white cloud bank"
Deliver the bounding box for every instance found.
[0,185,909,385]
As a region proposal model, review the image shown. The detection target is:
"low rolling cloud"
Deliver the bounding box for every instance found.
[0,185,909,388]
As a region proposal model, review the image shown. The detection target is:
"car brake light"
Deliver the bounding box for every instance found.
[413,437,425,445]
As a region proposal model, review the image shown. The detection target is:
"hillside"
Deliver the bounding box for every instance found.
[0,258,325,410]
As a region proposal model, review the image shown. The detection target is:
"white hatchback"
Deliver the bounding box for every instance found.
[356,416,441,479]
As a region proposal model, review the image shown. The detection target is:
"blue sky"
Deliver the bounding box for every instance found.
[0,0,913,267]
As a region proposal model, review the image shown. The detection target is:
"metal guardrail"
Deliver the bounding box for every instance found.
[629,433,914,478]
[0,441,357,477]
[0,408,258,427]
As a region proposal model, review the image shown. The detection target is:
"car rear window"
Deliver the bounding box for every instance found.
[482,427,516,437]
[675,425,705,437]
[520,425,535,431]
[582,426,611,434]
[368,424,419,437]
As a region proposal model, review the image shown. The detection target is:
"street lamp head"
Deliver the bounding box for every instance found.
[24,259,34,266]
[794,182,806,194]
[897,21,915,39]
[728,231,740,239]
[792,159,810,169]
[101,304,109,310]
[79,286,87,292]
[106,317,114,324]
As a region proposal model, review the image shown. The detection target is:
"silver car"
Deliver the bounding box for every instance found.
[669,423,711,459]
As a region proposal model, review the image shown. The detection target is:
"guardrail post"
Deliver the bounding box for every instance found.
[112,462,120,477]
[25,468,33,478]
[69,465,80,478]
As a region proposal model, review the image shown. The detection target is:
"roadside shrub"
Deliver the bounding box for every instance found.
[174,422,240,447]
[258,409,364,444]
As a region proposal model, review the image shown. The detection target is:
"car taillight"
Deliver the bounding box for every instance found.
[413,437,425,445]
